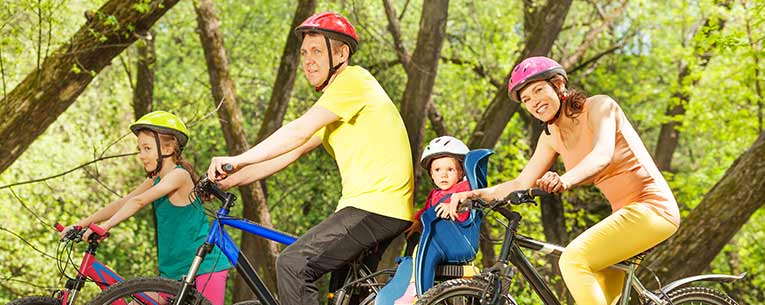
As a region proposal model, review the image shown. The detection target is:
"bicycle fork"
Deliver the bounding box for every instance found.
[172,243,214,305]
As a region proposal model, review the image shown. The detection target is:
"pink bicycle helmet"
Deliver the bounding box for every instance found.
[508,56,567,102]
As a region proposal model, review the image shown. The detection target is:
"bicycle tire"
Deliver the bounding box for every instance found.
[86,277,212,305]
[7,296,60,305]
[663,286,738,305]
[414,277,516,305]
[232,301,260,305]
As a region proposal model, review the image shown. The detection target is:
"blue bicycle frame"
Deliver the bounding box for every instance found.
[172,180,297,305]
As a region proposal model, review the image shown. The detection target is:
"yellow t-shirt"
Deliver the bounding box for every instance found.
[314,66,414,221]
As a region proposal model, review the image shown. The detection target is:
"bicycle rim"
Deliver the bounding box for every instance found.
[86,277,212,305]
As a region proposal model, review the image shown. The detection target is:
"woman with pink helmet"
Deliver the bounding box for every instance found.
[440,56,680,305]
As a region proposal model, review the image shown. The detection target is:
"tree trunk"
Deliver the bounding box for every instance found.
[241,0,317,299]
[653,1,731,172]
[194,0,281,297]
[398,0,449,196]
[377,0,450,274]
[641,133,765,284]
[132,31,156,260]
[0,0,181,173]
[467,0,572,151]
[475,0,573,267]
[255,0,316,142]
[133,32,155,118]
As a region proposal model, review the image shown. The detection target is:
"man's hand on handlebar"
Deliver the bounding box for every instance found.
[207,156,240,182]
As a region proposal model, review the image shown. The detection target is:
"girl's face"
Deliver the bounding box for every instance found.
[519,80,561,122]
[429,157,464,190]
[136,132,175,172]
[136,132,159,172]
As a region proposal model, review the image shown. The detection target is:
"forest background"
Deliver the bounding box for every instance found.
[0,0,763,304]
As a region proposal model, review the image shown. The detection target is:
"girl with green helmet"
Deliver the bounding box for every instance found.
[61,111,231,305]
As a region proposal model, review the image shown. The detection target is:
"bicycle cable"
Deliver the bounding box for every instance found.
[632,262,675,305]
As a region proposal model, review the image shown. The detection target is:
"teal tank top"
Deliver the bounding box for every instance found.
[153,171,231,280]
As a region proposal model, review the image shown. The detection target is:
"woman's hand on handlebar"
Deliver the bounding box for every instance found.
[535,171,570,194]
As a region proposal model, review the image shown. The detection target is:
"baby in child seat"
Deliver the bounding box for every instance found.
[376,136,490,305]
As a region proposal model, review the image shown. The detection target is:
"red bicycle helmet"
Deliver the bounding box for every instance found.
[295,12,359,91]
[295,12,358,54]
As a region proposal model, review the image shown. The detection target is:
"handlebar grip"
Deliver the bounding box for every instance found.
[222,163,234,173]
[457,199,472,213]
[529,188,552,197]
[88,223,109,238]
[54,223,64,232]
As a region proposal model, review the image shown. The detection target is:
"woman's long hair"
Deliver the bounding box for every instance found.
[553,74,588,120]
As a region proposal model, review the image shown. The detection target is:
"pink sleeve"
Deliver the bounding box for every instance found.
[414,190,436,221]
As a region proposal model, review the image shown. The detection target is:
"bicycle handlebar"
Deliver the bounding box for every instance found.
[457,188,551,212]
[55,222,110,242]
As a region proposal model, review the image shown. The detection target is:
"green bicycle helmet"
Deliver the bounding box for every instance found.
[130,111,189,149]
[130,111,189,177]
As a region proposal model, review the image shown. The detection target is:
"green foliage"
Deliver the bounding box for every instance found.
[1,0,764,303]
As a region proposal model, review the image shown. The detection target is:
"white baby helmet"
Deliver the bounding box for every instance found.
[420,136,470,169]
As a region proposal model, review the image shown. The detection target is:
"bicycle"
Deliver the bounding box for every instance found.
[7,223,131,305]
[86,173,391,305]
[415,189,744,305]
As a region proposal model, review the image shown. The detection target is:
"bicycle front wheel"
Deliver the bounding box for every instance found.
[664,286,738,305]
[415,278,515,305]
[7,296,60,305]
[86,277,212,305]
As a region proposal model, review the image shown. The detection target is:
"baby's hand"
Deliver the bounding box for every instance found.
[436,191,471,220]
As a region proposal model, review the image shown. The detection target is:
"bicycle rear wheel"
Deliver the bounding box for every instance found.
[7,296,60,305]
[664,286,738,305]
[415,278,515,305]
[86,277,212,305]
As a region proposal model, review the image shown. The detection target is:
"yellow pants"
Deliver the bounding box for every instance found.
[559,203,678,305]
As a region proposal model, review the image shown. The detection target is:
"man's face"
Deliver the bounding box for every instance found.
[300,34,331,87]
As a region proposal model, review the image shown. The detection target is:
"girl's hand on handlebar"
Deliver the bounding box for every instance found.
[59,224,80,240]
[536,171,570,194]
[81,228,95,241]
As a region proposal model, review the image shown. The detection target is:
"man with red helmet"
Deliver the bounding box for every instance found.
[207,12,413,305]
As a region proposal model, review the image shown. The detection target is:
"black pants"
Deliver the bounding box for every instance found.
[276,207,411,305]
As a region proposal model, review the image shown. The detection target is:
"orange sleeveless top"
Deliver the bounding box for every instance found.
[550,99,680,226]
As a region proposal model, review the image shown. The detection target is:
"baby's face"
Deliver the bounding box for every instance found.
[429,157,464,190]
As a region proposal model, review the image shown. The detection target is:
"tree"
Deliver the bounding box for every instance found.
[0,0,181,173]
[474,0,574,268]
[642,132,765,283]
[467,0,573,152]
[239,0,317,299]
[133,32,155,118]
[653,0,731,172]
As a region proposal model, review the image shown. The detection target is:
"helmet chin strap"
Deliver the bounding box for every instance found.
[315,36,346,92]
[541,79,565,135]
[147,130,175,178]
